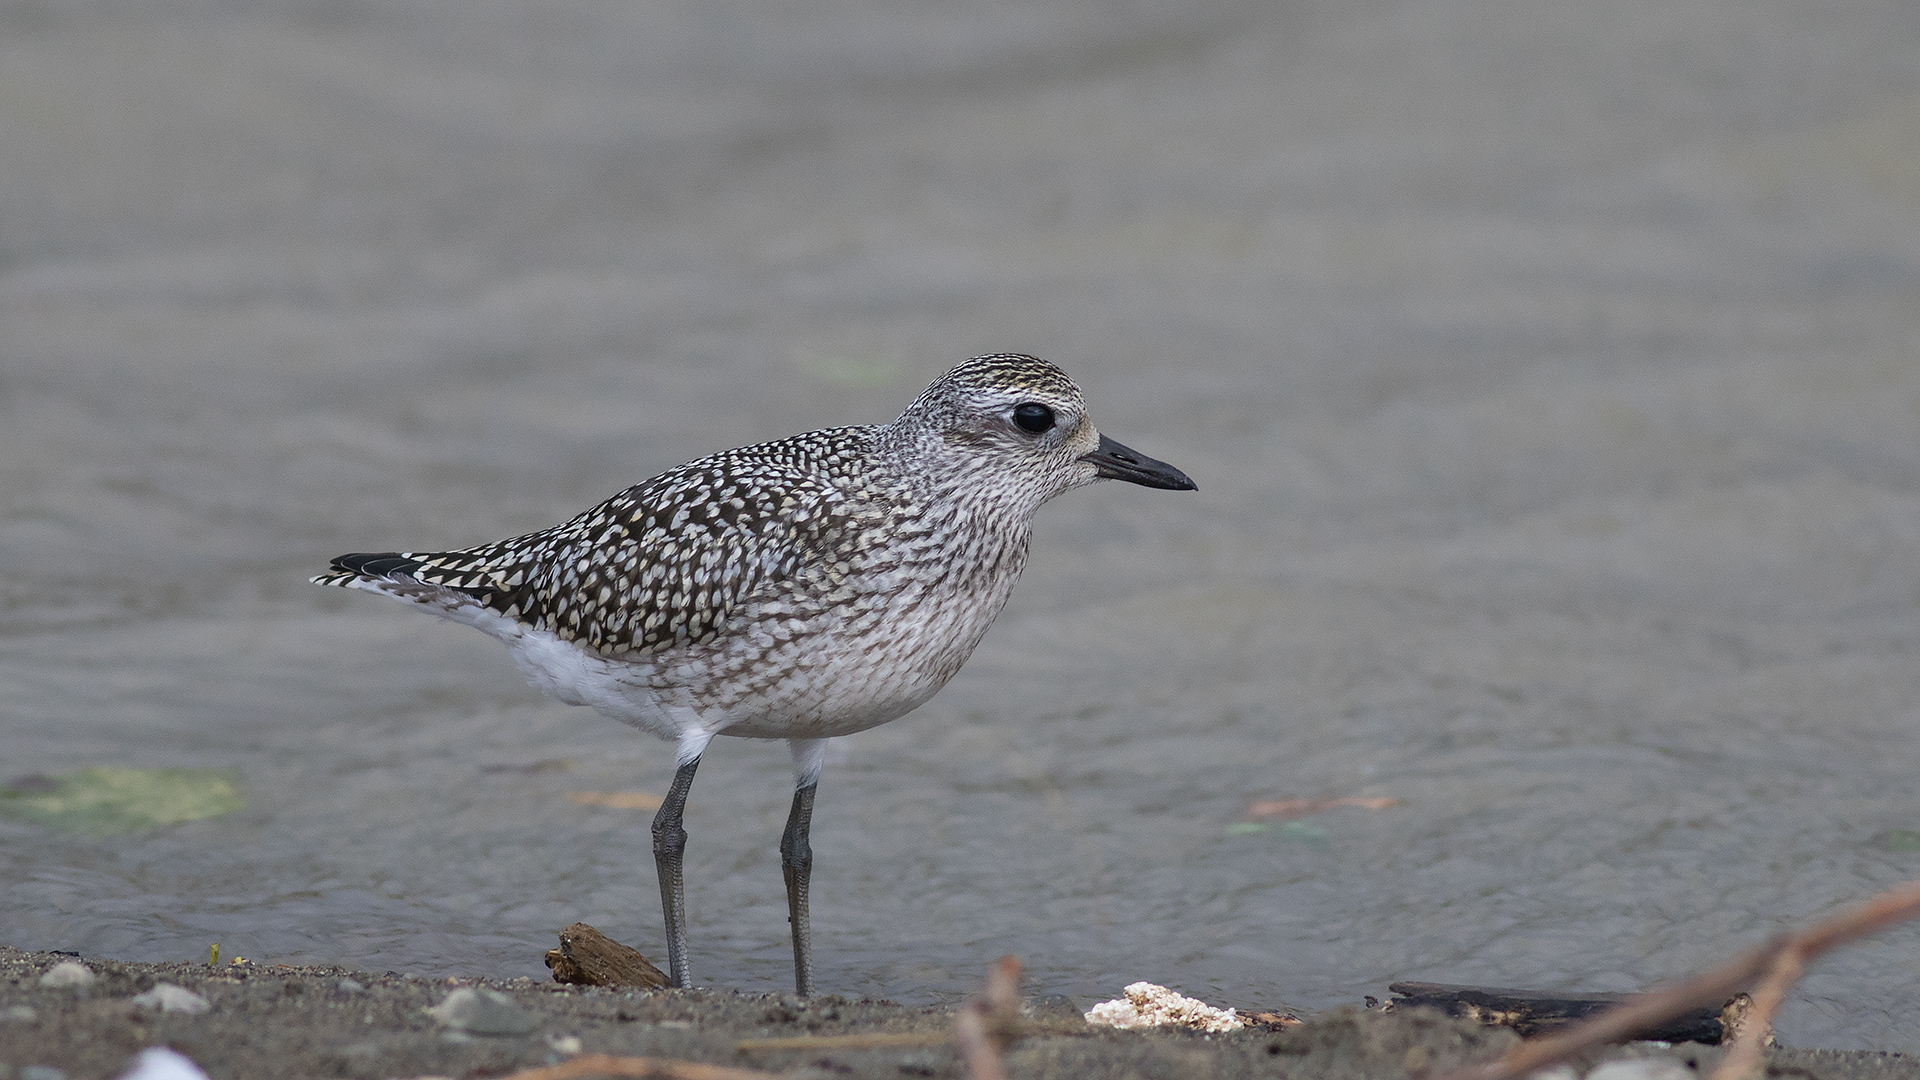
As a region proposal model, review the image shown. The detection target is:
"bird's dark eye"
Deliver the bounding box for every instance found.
[1012,402,1056,434]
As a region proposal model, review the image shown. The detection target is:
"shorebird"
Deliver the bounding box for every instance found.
[313,353,1196,994]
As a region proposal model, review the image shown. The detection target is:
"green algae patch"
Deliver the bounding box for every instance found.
[1225,820,1332,846]
[792,352,905,388]
[1875,829,1920,853]
[0,767,244,835]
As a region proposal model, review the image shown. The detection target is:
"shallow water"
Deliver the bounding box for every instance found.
[5,0,1920,1052]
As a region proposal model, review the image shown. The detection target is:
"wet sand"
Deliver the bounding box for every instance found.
[4,946,1917,1080]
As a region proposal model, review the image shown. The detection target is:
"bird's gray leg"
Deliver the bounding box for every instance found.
[782,738,829,996]
[654,730,713,990]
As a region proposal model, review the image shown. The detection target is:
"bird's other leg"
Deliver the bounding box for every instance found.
[652,730,712,990]
[782,738,828,996]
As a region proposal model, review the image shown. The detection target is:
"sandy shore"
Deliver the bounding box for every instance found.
[4,946,1916,1080]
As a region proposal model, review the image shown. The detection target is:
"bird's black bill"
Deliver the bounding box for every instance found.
[1080,433,1198,491]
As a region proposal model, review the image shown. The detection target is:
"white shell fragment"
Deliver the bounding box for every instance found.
[129,983,211,1015]
[39,961,96,989]
[117,1047,213,1080]
[425,987,538,1035]
[1586,1058,1695,1080]
[1084,981,1245,1033]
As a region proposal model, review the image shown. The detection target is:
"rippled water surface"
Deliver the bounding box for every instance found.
[5,0,1920,1052]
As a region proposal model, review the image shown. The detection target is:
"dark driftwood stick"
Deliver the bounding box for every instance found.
[1386,982,1728,1043]
[544,922,670,989]
[1432,878,1920,1080]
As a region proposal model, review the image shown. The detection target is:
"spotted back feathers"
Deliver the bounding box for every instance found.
[313,427,890,655]
[314,354,1103,661]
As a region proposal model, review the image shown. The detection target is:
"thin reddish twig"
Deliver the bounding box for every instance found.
[953,955,1023,1080]
[1246,796,1401,820]
[498,1053,776,1080]
[1708,946,1798,1080]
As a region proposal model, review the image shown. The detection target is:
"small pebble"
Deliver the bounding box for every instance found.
[129,984,211,1015]
[1029,994,1083,1021]
[546,1034,583,1054]
[38,962,95,990]
[336,978,366,994]
[425,987,537,1036]
[2,1005,37,1022]
[116,1048,211,1080]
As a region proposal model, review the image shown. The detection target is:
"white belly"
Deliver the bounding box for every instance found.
[349,529,1025,743]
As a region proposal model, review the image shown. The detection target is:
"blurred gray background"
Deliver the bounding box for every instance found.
[5,0,1920,1051]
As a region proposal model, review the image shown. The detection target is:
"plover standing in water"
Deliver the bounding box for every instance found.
[314,353,1196,994]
